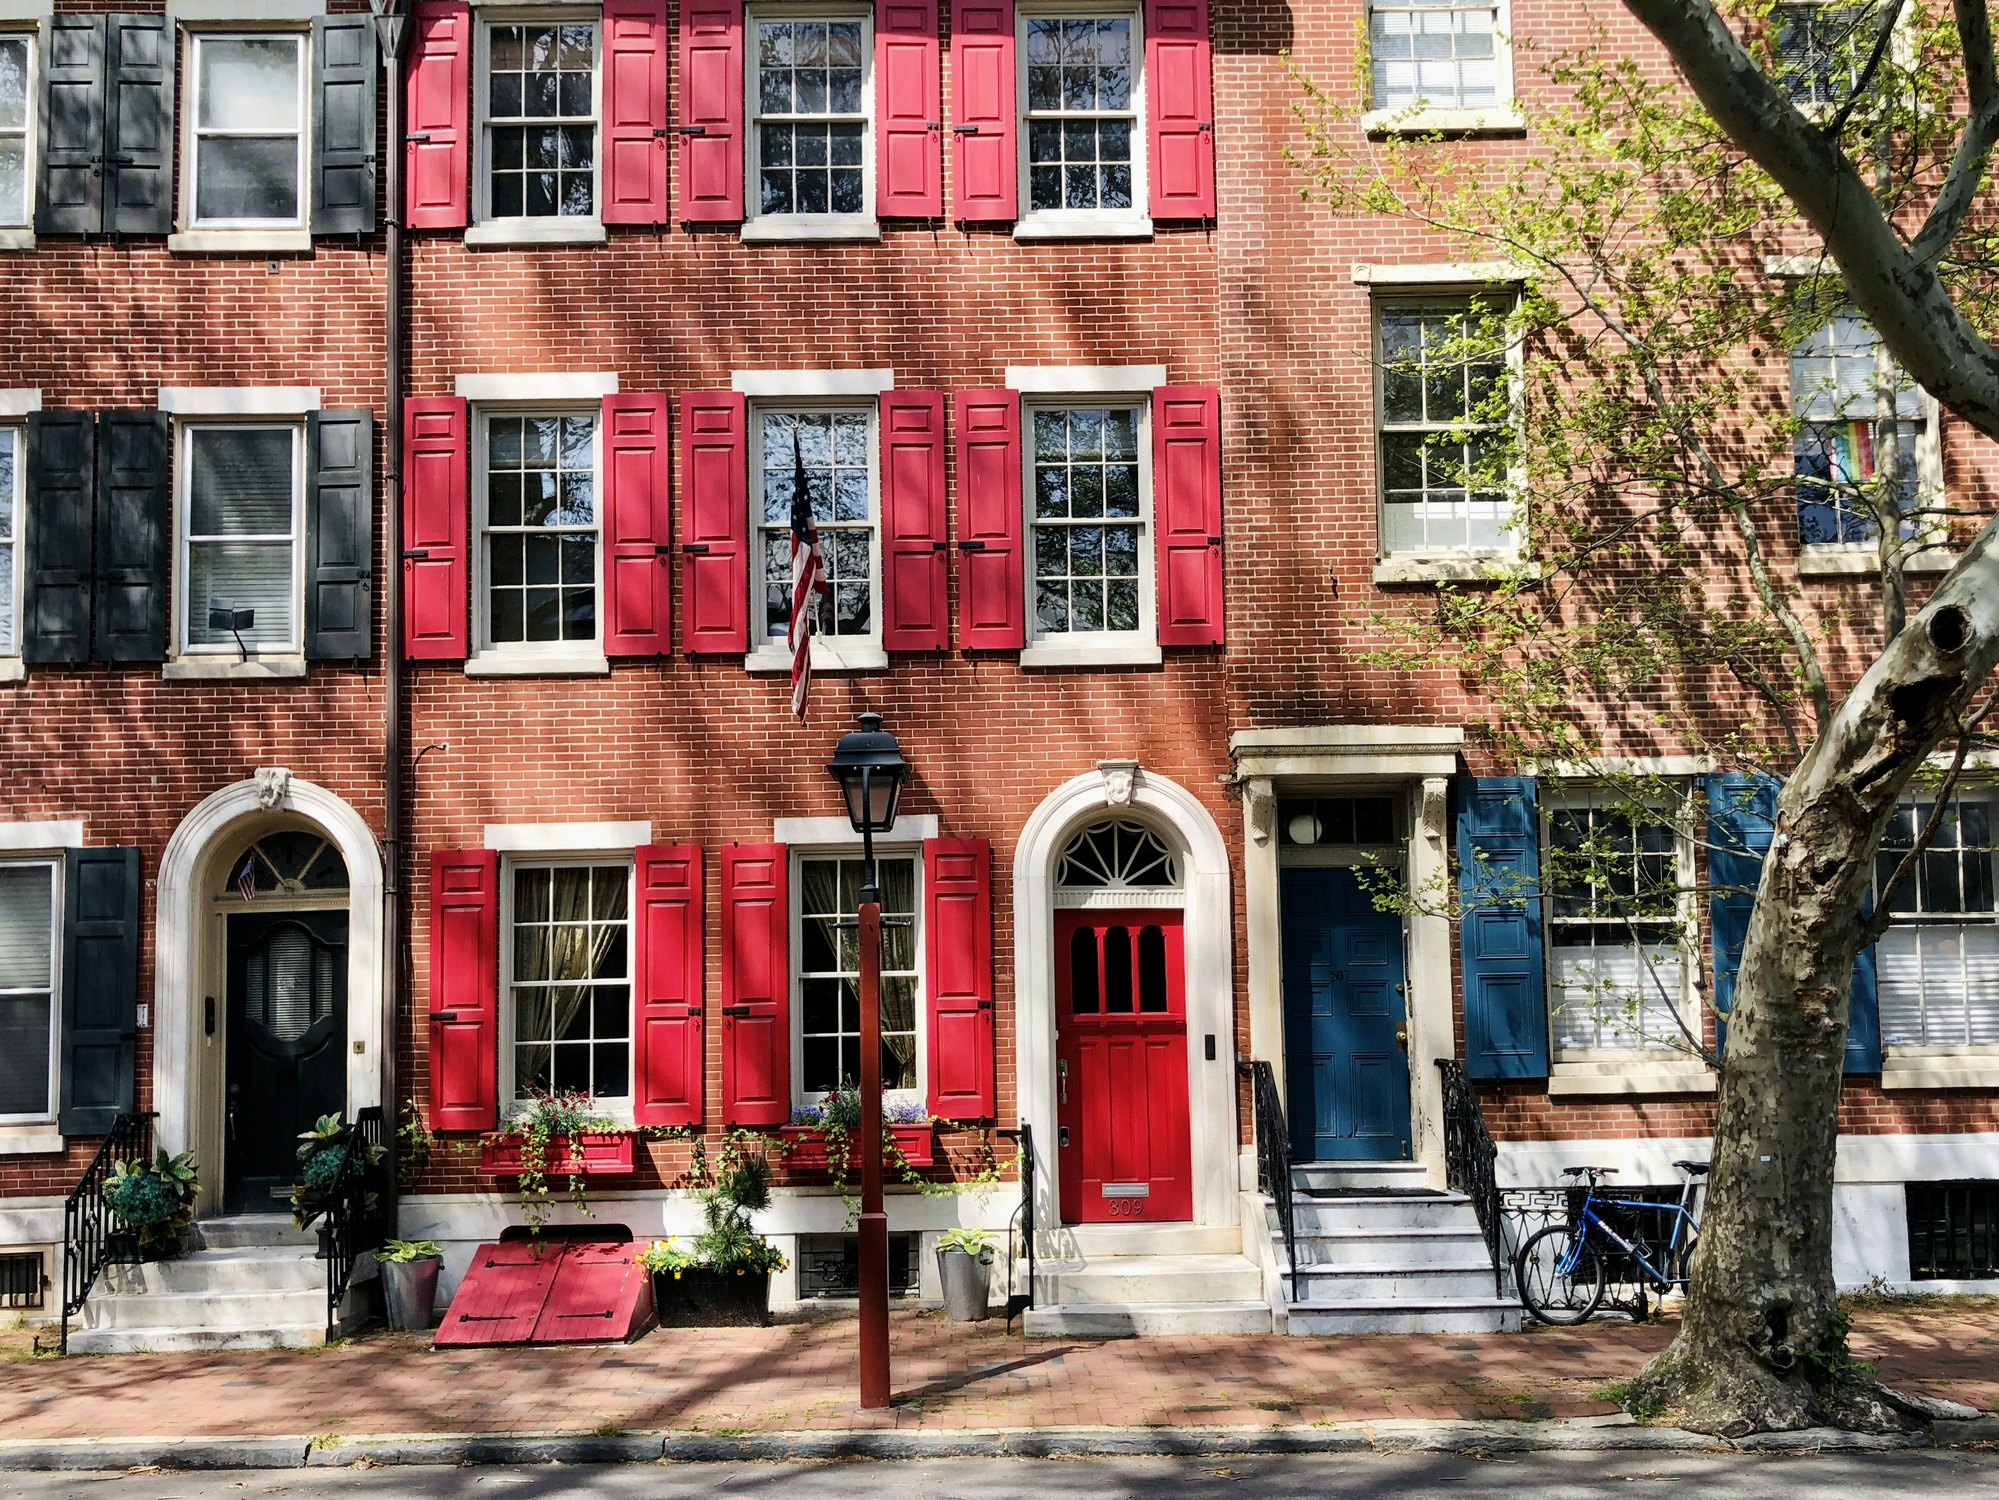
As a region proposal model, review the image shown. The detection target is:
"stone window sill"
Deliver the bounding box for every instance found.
[1798,543,1958,579]
[465,218,608,248]
[465,650,610,677]
[1013,213,1154,241]
[1881,1052,1999,1090]
[745,643,888,674]
[163,656,308,681]
[1361,106,1526,138]
[0,1130,63,1156]
[0,657,22,684]
[0,227,33,252]
[1020,639,1163,669]
[1373,552,1519,587]
[739,215,882,243]
[167,227,313,255]
[1548,1062,1716,1097]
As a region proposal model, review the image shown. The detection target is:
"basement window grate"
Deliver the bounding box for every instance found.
[1907,1182,1999,1280]
[0,1251,45,1309]
[796,1234,920,1299]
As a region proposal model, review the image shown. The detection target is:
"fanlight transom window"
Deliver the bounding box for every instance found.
[220,830,349,899]
[1056,818,1180,890]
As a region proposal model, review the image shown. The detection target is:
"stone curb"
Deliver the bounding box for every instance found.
[0,1437,313,1472]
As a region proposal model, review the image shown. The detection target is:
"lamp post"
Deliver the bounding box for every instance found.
[825,712,911,1411]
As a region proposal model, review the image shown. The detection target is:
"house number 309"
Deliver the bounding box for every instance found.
[1104,1197,1145,1217]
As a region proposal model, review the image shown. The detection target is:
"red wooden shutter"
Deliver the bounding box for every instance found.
[633,844,704,1127]
[879,391,947,651]
[601,393,672,656]
[405,0,470,229]
[1152,384,1223,646]
[721,844,789,1127]
[876,0,941,217]
[950,0,1016,222]
[600,0,670,224]
[678,391,749,653]
[403,396,469,660]
[679,0,745,222]
[925,838,995,1120]
[953,388,1023,650]
[429,848,498,1132]
[1143,0,1214,219]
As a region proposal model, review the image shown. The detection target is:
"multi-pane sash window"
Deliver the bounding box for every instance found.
[0,36,29,227]
[753,15,869,218]
[190,34,307,225]
[1877,793,1999,1048]
[1774,3,1879,109]
[487,23,598,219]
[0,427,16,657]
[797,855,918,1099]
[181,425,303,654]
[757,408,876,644]
[1022,13,1138,216]
[0,860,56,1122]
[483,412,599,648]
[1546,802,1686,1055]
[1368,1,1502,112]
[1793,312,1925,545]
[1030,404,1145,637]
[507,863,631,1104]
[1377,301,1510,554]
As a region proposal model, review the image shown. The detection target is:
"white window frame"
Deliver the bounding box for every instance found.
[1019,389,1158,667]
[744,396,887,674]
[497,854,637,1120]
[1876,784,1999,1061]
[741,0,877,242]
[1360,0,1520,137]
[1013,0,1149,239]
[0,855,60,1128]
[787,841,926,1112]
[180,29,311,231]
[172,420,307,659]
[0,30,38,236]
[469,8,607,245]
[468,403,609,675]
[0,422,20,663]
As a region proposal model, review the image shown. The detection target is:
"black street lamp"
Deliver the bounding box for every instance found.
[824,712,911,1411]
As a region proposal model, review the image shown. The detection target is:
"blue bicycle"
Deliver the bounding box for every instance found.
[1514,1161,1707,1326]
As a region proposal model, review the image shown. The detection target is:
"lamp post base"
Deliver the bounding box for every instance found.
[857,1208,891,1408]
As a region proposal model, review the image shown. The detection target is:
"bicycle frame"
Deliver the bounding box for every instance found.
[1558,1176,1704,1291]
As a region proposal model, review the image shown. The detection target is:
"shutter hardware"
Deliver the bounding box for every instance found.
[951,124,980,134]
[677,125,707,136]
[403,548,431,560]
[957,540,987,552]
[720,1004,752,1017]
[433,1010,458,1022]
[406,133,432,143]
[682,543,711,554]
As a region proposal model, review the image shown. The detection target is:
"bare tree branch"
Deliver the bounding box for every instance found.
[1912,0,1999,263]
[1822,0,1905,140]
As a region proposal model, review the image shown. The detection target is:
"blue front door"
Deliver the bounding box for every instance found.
[1280,866,1411,1162]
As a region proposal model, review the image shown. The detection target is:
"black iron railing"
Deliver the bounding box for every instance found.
[316,1106,386,1341]
[1436,1059,1504,1297]
[59,1111,155,1354]
[997,1124,1035,1324]
[1239,1060,1296,1298]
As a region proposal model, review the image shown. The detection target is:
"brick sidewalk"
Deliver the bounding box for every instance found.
[1,1302,1993,1441]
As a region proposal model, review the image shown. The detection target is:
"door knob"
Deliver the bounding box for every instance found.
[1394,1026,1409,1051]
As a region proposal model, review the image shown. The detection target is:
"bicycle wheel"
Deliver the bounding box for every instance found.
[1515,1223,1607,1326]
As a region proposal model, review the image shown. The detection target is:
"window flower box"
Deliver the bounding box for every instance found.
[479,1131,636,1177]
[779,1122,936,1171]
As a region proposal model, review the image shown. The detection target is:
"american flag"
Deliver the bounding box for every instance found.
[235,853,257,903]
[787,430,829,721]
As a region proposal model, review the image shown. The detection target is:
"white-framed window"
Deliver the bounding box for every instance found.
[475,409,602,655]
[1544,794,1692,1058]
[1375,298,1513,556]
[1017,5,1145,229]
[747,6,872,228]
[184,32,309,228]
[1792,311,1933,547]
[176,423,306,656]
[501,859,634,1109]
[477,16,601,223]
[0,857,59,1126]
[793,851,922,1106]
[0,33,35,229]
[1772,2,1879,109]
[1367,0,1506,112]
[1877,790,1999,1050]
[1025,399,1153,646]
[751,403,881,659]
[0,425,19,657]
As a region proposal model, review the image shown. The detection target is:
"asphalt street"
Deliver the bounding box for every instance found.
[2,1451,1998,1499]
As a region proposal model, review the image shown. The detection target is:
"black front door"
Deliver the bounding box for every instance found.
[224,910,349,1214]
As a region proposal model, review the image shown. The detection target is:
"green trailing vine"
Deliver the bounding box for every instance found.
[496,1090,616,1235]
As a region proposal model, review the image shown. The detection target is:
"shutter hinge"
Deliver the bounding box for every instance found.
[926,120,941,130]
[951,124,980,134]
[654,544,674,556]
[653,128,670,138]
[1197,121,1214,131]
[1207,535,1222,545]
[932,540,948,552]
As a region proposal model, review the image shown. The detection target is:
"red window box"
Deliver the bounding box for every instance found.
[479,1131,637,1176]
[780,1123,936,1171]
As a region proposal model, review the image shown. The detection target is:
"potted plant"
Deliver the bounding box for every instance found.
[648,1148,787,1326]
[783,1088,936,1171]
[936,1227,996,1322]
[289,1113,386,1232]
[479,1091,634,1233]
[378,1239,445,1332]
[103,1150,199,1260]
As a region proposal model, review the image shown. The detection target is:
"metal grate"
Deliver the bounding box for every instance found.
[0,1250,45,1309]
[796,1234,919,1299]
[1907,1182,1999,1280]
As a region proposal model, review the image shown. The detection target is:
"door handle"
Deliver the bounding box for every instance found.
[1394,1026,1408,1052]
[1057,1059,1067,1105]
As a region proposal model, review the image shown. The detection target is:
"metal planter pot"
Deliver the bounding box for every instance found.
[381,1256,443,1332]
[936,1247,994,1321]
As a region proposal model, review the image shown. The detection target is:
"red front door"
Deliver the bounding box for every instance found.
[1056,908,1192,1223]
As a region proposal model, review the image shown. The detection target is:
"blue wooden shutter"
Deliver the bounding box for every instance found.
[59,847,141,1136]
[1456,777,1547,1079]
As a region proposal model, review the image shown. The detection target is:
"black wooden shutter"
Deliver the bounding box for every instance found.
[35,16,105,235]
[22,412,96,664]
[312,16,378,235]
[103,15,172,236]
[92,411,169,663]
[58,847,141,1138]
[306,409,374,659]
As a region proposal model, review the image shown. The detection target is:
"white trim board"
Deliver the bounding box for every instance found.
[0,820,84,850]
[167,0,322,18]
[731,369,895,397]
[456,373,620,401]
[158,386,320,416]
[771,815,939,847]
[1006,365,1167,394]
[484,821,652,852]
[0,389,40,417]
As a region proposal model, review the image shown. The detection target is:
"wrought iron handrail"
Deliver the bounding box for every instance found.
[59,1111,155,1355]
[1436,1059,1504,1297]
[317,1106,386,1341]
[997,1124,1035,1324]
[1239,1060,1296,1298]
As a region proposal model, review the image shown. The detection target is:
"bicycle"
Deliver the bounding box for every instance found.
[1513,1160,1708,1326]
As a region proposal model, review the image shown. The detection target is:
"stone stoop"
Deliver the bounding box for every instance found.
[69,1215,368,1354]
[1266,1163,1524,1336]
[1021,1222,1275,1338]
